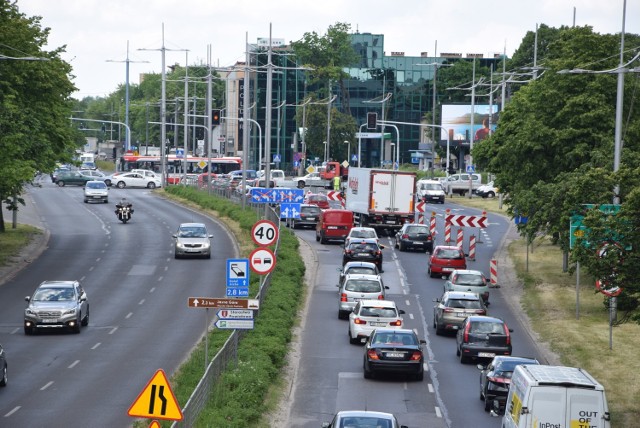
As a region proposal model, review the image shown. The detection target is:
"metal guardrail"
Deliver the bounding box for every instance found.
[171,185,281,427]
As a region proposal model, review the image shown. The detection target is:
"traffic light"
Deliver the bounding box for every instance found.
[212,109,221,126]
[366,112,377,130]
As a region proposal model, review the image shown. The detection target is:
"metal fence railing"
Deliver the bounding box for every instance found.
[171,183,281,427]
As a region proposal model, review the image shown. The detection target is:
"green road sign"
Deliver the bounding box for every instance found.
[569,204,621,250]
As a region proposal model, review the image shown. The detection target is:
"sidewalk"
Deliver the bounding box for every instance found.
[0,184,50,286]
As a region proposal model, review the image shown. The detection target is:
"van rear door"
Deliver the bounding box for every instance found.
[522,387,607,428]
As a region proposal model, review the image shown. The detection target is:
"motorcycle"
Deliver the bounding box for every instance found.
[115,205,133,223]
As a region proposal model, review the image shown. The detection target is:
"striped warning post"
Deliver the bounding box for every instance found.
[444,209,451,243]
[417,213,424,224]
[468,235,476,260]
[430,212,437,236]
[477,211,487,243]
[456,228,464,249]
[490,259,498,286]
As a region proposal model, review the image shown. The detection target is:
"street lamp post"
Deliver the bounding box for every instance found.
[344,140,350,165]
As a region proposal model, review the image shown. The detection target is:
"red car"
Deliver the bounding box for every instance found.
[304,193,330,209]
[428,245,467,278]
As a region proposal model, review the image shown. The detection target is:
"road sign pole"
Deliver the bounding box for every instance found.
[205,308,209,369]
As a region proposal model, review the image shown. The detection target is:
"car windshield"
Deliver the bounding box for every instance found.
[346,267,377,275]
[373,332,416,346]
[345,280,382,293]
[453,274,485,286]
[446,298,483,309]
[470,321,504,334]
[178,227,208,238]
[339,417,392,428]
[87,182,106,189]
[406,226,429,235]
[350,230,377,239]
[498,360,536,372]
[301,206,321,215]
[348,243,378,252]
[437,249,464,259]
[33,287,75,302]
[420,183,442,191]
[360,306,397,318]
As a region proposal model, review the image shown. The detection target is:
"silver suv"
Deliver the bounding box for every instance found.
[338,274,388,319]
[24,280,89,334]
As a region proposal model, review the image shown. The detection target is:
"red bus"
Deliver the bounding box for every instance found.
[119,154,242,184]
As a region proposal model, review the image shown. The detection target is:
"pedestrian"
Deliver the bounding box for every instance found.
[333,175,341,191]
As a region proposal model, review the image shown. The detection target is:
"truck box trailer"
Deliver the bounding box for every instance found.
[345,168,416,232]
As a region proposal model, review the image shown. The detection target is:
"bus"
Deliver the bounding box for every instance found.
[119,154,242,184]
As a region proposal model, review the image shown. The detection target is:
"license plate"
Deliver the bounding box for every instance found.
[186,249,199,252]
[478,352,496,358]
[370,322,387,326]
[442,267,453,272]
[328,226,338,229]
[306,217,316,221]
[385,220,396,224]
[42,319,58,323]
[357,253,369,256]
[456,312,466,317]
[385,352,403,358]
[93,196,101,199]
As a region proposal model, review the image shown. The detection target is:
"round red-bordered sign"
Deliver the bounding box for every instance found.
[249,247,277,275]
[251,220,279,247]
[595,242,624,297]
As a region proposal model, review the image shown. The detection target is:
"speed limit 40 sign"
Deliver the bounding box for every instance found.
[251,220,279,246]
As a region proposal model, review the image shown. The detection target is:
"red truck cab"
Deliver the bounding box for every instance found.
[320,161,348,180]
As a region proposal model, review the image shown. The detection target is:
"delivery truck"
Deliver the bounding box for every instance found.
[344,168,416,233]
[501,365,610,428]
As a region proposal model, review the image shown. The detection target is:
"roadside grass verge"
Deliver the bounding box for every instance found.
[0,223,41,268]
[134,187,306,428]
[453,197,640,426]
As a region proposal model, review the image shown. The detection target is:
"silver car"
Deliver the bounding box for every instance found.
[173,222,213,259]
[24,280,89,334]
[83,180,109,203]
[444,269,491,303]
[338,274,388,319]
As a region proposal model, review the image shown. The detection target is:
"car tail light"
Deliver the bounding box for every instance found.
[463,321,471,342]
[340,293,348,302]
[483,292,490,300]
[377,295,384,300]
[504,323,511,345]
[389,319,402,327]
[476,309,487,315]
[345,250,352,255]
[402,234,409,239]
[488,376,510,385]
[375,250,381,256]
[367,350,380,360]
[443,308,455,313]
[353,318,367,325]
[410,351,422,361]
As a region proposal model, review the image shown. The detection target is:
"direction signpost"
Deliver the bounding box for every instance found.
[215,319,255,330]
[187,297,260,309]
[226,258,250,297]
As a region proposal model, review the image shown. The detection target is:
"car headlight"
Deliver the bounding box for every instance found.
[62,308,77,316]
[202,242,211,249]
[176,242,185,248]
[25,308,36,316]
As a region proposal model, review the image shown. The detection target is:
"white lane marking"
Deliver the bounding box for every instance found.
[139,299,145,305]
[125,312,133,319]
[68,360,80,369]
[409,313,415,320]
[435,407,442,418]
[149,287,156,293]
[428,383,434,393]
[405,299,411,306]
[157,276,163,282]
[40,381,53,390]
[91,343,101,350]
[4,406,21,417]
[109,327,118,334]
[10,327,20,335]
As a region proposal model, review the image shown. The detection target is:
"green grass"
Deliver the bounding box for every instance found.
[0,223,41,268]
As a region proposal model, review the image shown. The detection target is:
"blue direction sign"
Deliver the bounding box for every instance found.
[217,309,254,319]
[280,203,301,219]
[250,188,277,203]
[276,188,304,203]
[226,258,249,297]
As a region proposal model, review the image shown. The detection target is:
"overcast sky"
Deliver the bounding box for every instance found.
[16,0,639,99]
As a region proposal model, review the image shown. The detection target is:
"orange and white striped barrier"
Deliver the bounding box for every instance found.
[468,235,476,260]
[444,209,451,243]
[490,259,498,286]
[430,212,437,236]
[456,228,464,249]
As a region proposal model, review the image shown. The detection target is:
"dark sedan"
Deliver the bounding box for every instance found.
[456,316,513,364]
[289,204,321,229]
[363,328,426,381]
[55,171,92,187]
[0,343,6,387]
[394,223,434,252]
[478,356,539,413]
[342,238,384,272]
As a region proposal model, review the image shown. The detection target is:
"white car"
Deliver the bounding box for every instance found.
[83,180,109,203]
[344,226,379,246]
[111,172,162,189]
[348,300,405,344]
[475,181,499,198]
[294,172,325,189]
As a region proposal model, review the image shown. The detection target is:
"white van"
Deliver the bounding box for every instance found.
[416,179,445,204]
[502,365,610,428]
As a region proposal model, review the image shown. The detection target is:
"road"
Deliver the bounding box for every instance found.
[285,201,550,427]
[0,178,237,427]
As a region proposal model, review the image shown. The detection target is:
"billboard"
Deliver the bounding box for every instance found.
[440,104,499,142]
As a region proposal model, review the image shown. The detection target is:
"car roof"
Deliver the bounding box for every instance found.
[466,315,504,323]
[434,245,463,251]
[451,269,484,275]
[344,261,378,269]
[443,291,482,300]
[39,280,76,288]
[86,180,106,184]
[491,356,539,364]
[335,410,395,419]
[347,237,379,244]
[343,273,382,280]
[371,328,414,335]
[358,299,397,308]
[179,222,206,228]
[350,226,376,232]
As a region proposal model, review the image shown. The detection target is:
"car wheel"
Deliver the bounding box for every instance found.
[81,306,90,326]
[415,370,424,381]
[297,181,305,189]
[349,329,359,345]
[84,199,88,203]
[24,325,33,335]
[0,364,6,387]
[459,352,469,364]
[147,182,156,189]
[105,180,111,186]
[338,310,347,320]
[57,181,65,187]
[428,268,435,278]
[315,233,320,242]
[174,252,181,259]
[484,395,492,411]
[398,241,405,252]
[104,199,109,204]
[205,253,211,259]
[73,317,82,334]
[487,191,495,198]
[456,345,461,356]
[117,181,126,189]
[320,233,327,244]
[363,361,373,379]
[394,238,398,249]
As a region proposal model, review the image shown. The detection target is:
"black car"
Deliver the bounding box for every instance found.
[363,328,426,381]
[290,204,322,229]
[456,316,513,364]
[342,238,384,272]
[394,223,434,253]
[0,343,6,387]
[478,356,539,413]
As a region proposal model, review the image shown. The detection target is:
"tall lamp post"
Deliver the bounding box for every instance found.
[344,140,351,165]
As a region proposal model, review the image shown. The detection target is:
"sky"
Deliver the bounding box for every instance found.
[15,0,639,99]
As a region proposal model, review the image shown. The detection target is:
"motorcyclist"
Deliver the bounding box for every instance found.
[115,197,134,214]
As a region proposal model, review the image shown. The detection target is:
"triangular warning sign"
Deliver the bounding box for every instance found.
[149,422,161,428]
[128,369,183,421]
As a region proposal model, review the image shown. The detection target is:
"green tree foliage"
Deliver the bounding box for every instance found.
[0,2,78,232]
[473,25,640,322]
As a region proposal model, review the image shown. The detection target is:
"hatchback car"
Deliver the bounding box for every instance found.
[80,169,109,182]
[24,280,89,334]
[342,238,385,272]
[289,204,321,229]
[478,356,539,412]
[433,291,487,335]
[337,261,380,289]
[173,223,213,259]
[363,328,426,381]
[394,223,434,252]
[456,316,513,364]
[349,300,405,344]
[83,180,109,203]
[428,245,467,278]
[338,274,388,319]
[0,343,6,387]
[321,410,408,428]
[303,192,330,209]
[475,181,499,198]
[55,171,92,187]
[344,226,379,246]
[444,269,490,303]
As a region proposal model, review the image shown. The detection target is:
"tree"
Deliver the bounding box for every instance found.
[0,2,78,232]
